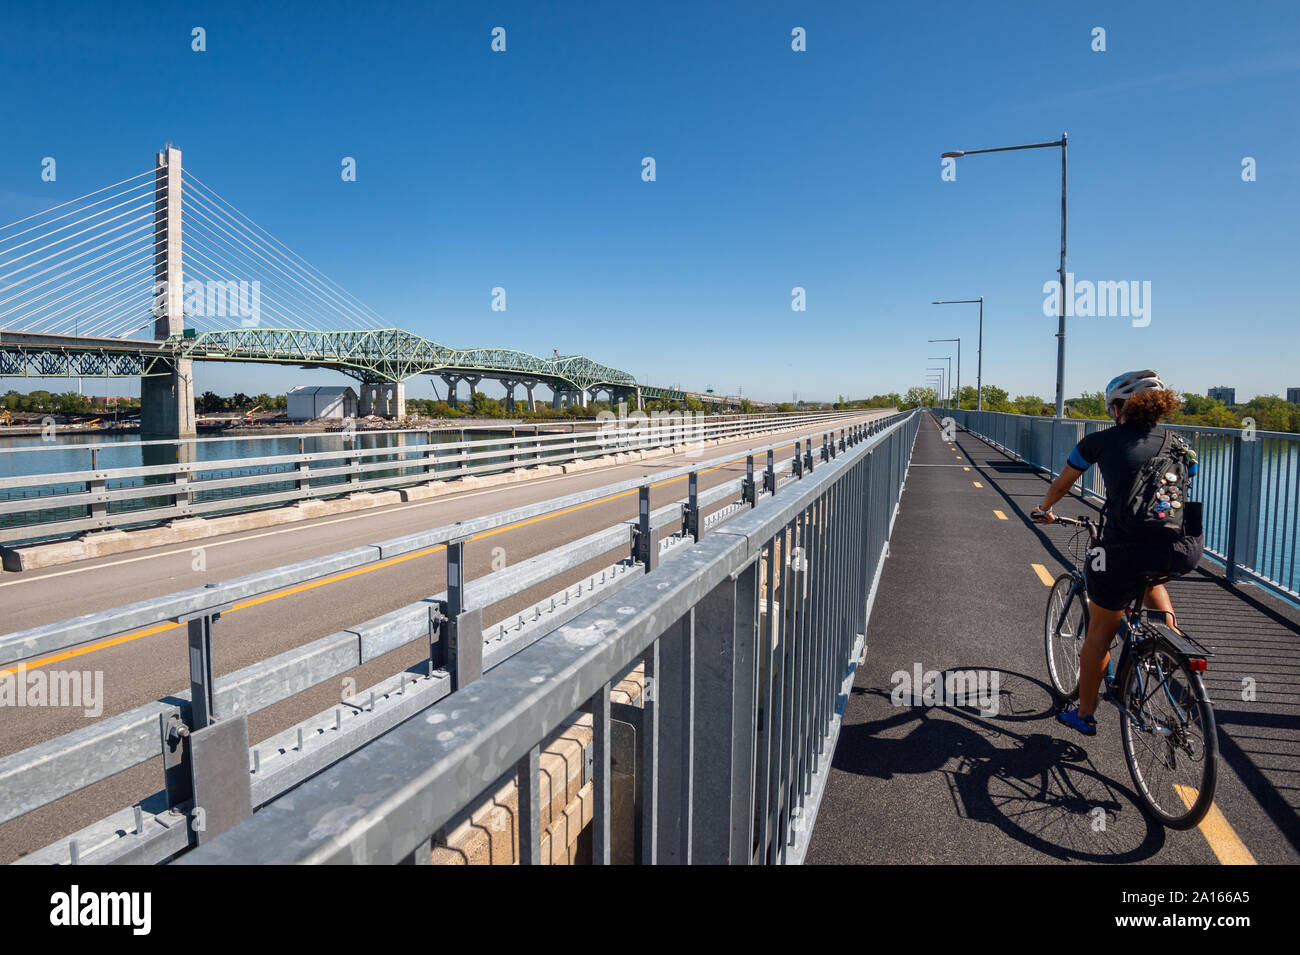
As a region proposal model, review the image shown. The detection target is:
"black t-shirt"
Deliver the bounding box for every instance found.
[1068,422,1168,541]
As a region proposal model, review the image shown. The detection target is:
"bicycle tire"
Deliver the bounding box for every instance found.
[1044,573,1087,701]
[1118,647,1218,830]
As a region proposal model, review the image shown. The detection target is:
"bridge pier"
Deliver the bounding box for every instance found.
[500,378,518,412]
[140,362,197,439]
[440,374,480,409]
[359,381,405,419]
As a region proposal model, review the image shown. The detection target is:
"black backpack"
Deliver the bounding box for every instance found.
[1113,430,1198,541]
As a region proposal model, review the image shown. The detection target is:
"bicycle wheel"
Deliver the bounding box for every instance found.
[1044,574,1087,700]
[1118,646,1218,830]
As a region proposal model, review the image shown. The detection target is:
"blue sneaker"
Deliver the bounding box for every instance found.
[1057,704,1097,736]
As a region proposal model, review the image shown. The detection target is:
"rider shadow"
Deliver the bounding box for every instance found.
[839,668,1167,862]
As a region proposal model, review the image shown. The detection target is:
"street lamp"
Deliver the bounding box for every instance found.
[929,338,960,410]
[926,367,947,408]
[933,298,983,410]
[929,357,952,408]
[926,376,944,410]
[941,135,1067,418]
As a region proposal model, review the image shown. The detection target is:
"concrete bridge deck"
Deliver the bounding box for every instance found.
[806,413,1300,864]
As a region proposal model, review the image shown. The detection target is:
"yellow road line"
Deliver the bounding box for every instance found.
[2,436,818,676]
[962,467,970,472]
[1031,563,1055,586]
[993,510,1007,520]
[972,481,983,488]
[1174,786,1258,865]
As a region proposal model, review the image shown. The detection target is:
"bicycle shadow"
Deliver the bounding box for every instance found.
[837,668,1167,862]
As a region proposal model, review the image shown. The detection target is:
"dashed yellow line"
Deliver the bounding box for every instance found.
[1174,787,1257,865]
[993,510,1007,520]
[962,467,970,472]
[2,436,819,676]
[972,481,983,488]
[1031,563,1055,586]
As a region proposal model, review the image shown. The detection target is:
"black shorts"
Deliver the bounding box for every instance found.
[1084,535,1204,611]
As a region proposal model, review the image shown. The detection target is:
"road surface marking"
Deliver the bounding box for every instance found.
[0,421,881,673]
[1031,563,1055,586]
[972,481,982,488]
[962,467,969,472]
[993,510,1007,520]
[1173,787,1257,865]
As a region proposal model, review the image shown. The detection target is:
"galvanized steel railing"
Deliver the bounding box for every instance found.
[0,409,867,545]
[1,410,916,865]
[172,409,921,865]
[942,408,1298,600]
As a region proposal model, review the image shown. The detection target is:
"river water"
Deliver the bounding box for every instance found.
[0,428,536,538]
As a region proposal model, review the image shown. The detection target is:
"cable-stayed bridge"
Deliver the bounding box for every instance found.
[0,147,698,435]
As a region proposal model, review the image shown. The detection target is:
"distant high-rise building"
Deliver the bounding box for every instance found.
[1207,386,1235,405]
[1288,388,1300,404]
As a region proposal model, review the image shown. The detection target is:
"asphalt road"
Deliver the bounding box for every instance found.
[0,411,887,862]
[805,413,1300,865]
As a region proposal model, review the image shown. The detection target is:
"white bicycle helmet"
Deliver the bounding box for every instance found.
[1105,369,1165,408]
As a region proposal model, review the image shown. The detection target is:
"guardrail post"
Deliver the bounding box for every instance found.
[804,440,815,472]
[838,429,845,453]
[440,538,482,689]
[173,604,232,730]
[88,447,107,524]
[793,440,803,479]
[681,471,701,541]
[294,437,311,495]
[632,485,659,570]
[158,602,252,850]
[171,442,193,510]
[741,455,756,507]
[763,449,776,496]
[820,435,829,462]
[347,431,360,486]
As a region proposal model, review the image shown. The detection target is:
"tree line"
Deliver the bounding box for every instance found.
[903,384,1300,433]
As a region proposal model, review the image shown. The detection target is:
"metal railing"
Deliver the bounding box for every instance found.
[941,408,1298,600]
[0,409,872,545]
[1,410,918,865]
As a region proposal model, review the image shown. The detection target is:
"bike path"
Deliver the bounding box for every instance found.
[806,412,1299,864]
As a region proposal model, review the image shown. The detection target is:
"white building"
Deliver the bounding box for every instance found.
[287,385,358,421]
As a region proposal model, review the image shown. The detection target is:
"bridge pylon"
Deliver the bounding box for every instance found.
[140,146,196,439]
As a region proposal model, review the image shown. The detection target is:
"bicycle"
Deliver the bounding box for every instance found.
[1042,515,1218,830]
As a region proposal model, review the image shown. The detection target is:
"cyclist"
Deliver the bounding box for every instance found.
[1029,370,1204,736]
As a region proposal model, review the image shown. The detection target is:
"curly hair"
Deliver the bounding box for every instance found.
[1118,389,1182,430]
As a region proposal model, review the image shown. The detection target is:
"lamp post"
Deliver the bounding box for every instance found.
[926,376,944,409]
[941,134,1067,418]
[932,298,983,410]
[926,367,947,408]
[929,338,960,410]
[929,357,952,408]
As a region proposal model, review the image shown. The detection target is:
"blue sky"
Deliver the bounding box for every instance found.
[2,1,1297,403]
